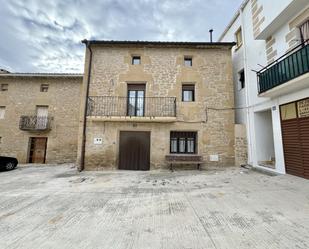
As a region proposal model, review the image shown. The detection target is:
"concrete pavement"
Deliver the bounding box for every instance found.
[0,164,308,249]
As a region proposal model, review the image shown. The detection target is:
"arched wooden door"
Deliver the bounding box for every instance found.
[119,131,150,171]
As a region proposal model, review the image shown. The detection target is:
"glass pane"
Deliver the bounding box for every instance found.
[280,103,297,120]
[187,138,195,153]
[132,57,141,65]
[171,138,177,153]
[184,59,192,66]
[128,91,136,116]
[179,138,186,153]
[183,90,193,101]
[136,91,144,116]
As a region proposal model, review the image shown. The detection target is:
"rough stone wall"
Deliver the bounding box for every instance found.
[235,124,248,166]
[0,76,82,164]
[78,45,235,170]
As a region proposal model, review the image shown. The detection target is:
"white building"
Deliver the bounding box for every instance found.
[219,0,309,179]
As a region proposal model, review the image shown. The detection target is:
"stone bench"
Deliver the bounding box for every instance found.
[165,154,204,171]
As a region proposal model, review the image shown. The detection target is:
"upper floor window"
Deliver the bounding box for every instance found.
[127,84,145,116]
[170,131,197,154]
[300,20,309,44]
[235,27,243,48]
[40,84,49,92]
[184,56,193,67]
[0,106,5,119]
[132,56,141,65]
[1,84,8,91]
[182,84,195,102]
[36,106,49,117]
[239,70,245,89]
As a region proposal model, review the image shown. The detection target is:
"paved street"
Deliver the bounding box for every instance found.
[0,164,309,249]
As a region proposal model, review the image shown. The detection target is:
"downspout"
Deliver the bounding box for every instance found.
[79,39,93,171]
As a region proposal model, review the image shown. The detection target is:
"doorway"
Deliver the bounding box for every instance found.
[127,84,145,116]
[119,131,150,170]
[254,109,275,168]
[28,137,48,163]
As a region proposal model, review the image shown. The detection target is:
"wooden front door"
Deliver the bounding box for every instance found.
[119,131,150,171]
[29,137,47,163]
[281,99,309,179]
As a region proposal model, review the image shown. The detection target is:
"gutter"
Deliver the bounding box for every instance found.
[79,39,93,171]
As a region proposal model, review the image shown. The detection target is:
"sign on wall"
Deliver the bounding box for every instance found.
[94,138,103,145]
[298,98,309,118]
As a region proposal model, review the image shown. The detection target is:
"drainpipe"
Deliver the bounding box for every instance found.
[79,39,93,171]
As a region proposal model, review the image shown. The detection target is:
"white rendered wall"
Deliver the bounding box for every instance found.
[220,0,309,174]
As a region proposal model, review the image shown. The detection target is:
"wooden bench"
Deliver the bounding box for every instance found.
[165,154,204,171]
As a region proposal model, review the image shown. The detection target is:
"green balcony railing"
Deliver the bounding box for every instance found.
[258,40,309,94]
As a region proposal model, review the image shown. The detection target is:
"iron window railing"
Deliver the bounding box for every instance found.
[257,40,309,93]
[87,96,177,117]
[19,116,52,131]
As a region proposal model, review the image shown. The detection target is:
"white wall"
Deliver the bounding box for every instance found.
[219,0,309,174]
[258,0,292,32]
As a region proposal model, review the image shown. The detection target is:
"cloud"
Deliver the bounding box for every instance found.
[0,0,243,73]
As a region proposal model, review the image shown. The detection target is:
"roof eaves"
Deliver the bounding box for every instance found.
[82,40,236,48]
[218,0,250,42]
[0,73,83,78]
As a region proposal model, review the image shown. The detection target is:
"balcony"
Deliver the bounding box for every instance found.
[258,41,309,96]
[87,96,177,122]
[19,116,52,131]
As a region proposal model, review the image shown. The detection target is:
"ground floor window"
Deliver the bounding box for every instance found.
[170,131,197,154]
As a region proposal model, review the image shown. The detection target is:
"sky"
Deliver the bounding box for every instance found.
[0,0,243,73]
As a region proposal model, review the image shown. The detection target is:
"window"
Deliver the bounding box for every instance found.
[170,131,197,154]
[40,84,49,92]
[1,84,8,91]
[300,20,309,44]
[184,57,192,67]
[127,84,145,116]
[36,106,49,129]
[280,103,297,120]
[235,28,243,48]
[132,56,141,65]
[239,70,245,89]
[182,84,195,102]
[0,106,5,119]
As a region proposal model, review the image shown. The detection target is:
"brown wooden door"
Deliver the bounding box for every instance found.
[281,117,309,179]
[29,137,47,163]
[119,131,150,171]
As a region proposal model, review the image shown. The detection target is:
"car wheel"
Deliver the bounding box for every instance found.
[5,162,16,171]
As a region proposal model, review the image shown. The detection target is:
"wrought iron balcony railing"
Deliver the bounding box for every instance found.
[87,96,176,117]
[19,116,52,131]
[258,40,309,93]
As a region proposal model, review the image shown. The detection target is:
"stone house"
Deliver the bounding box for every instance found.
[0,72,82,164]
[77,40,235,170]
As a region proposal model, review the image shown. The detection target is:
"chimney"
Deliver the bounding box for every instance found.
[209,29,214,43]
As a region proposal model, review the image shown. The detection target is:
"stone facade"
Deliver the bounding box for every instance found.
[78,42,235,170]
[235,124,248,166]
[251,0,265,38]
[0,74,82,164]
